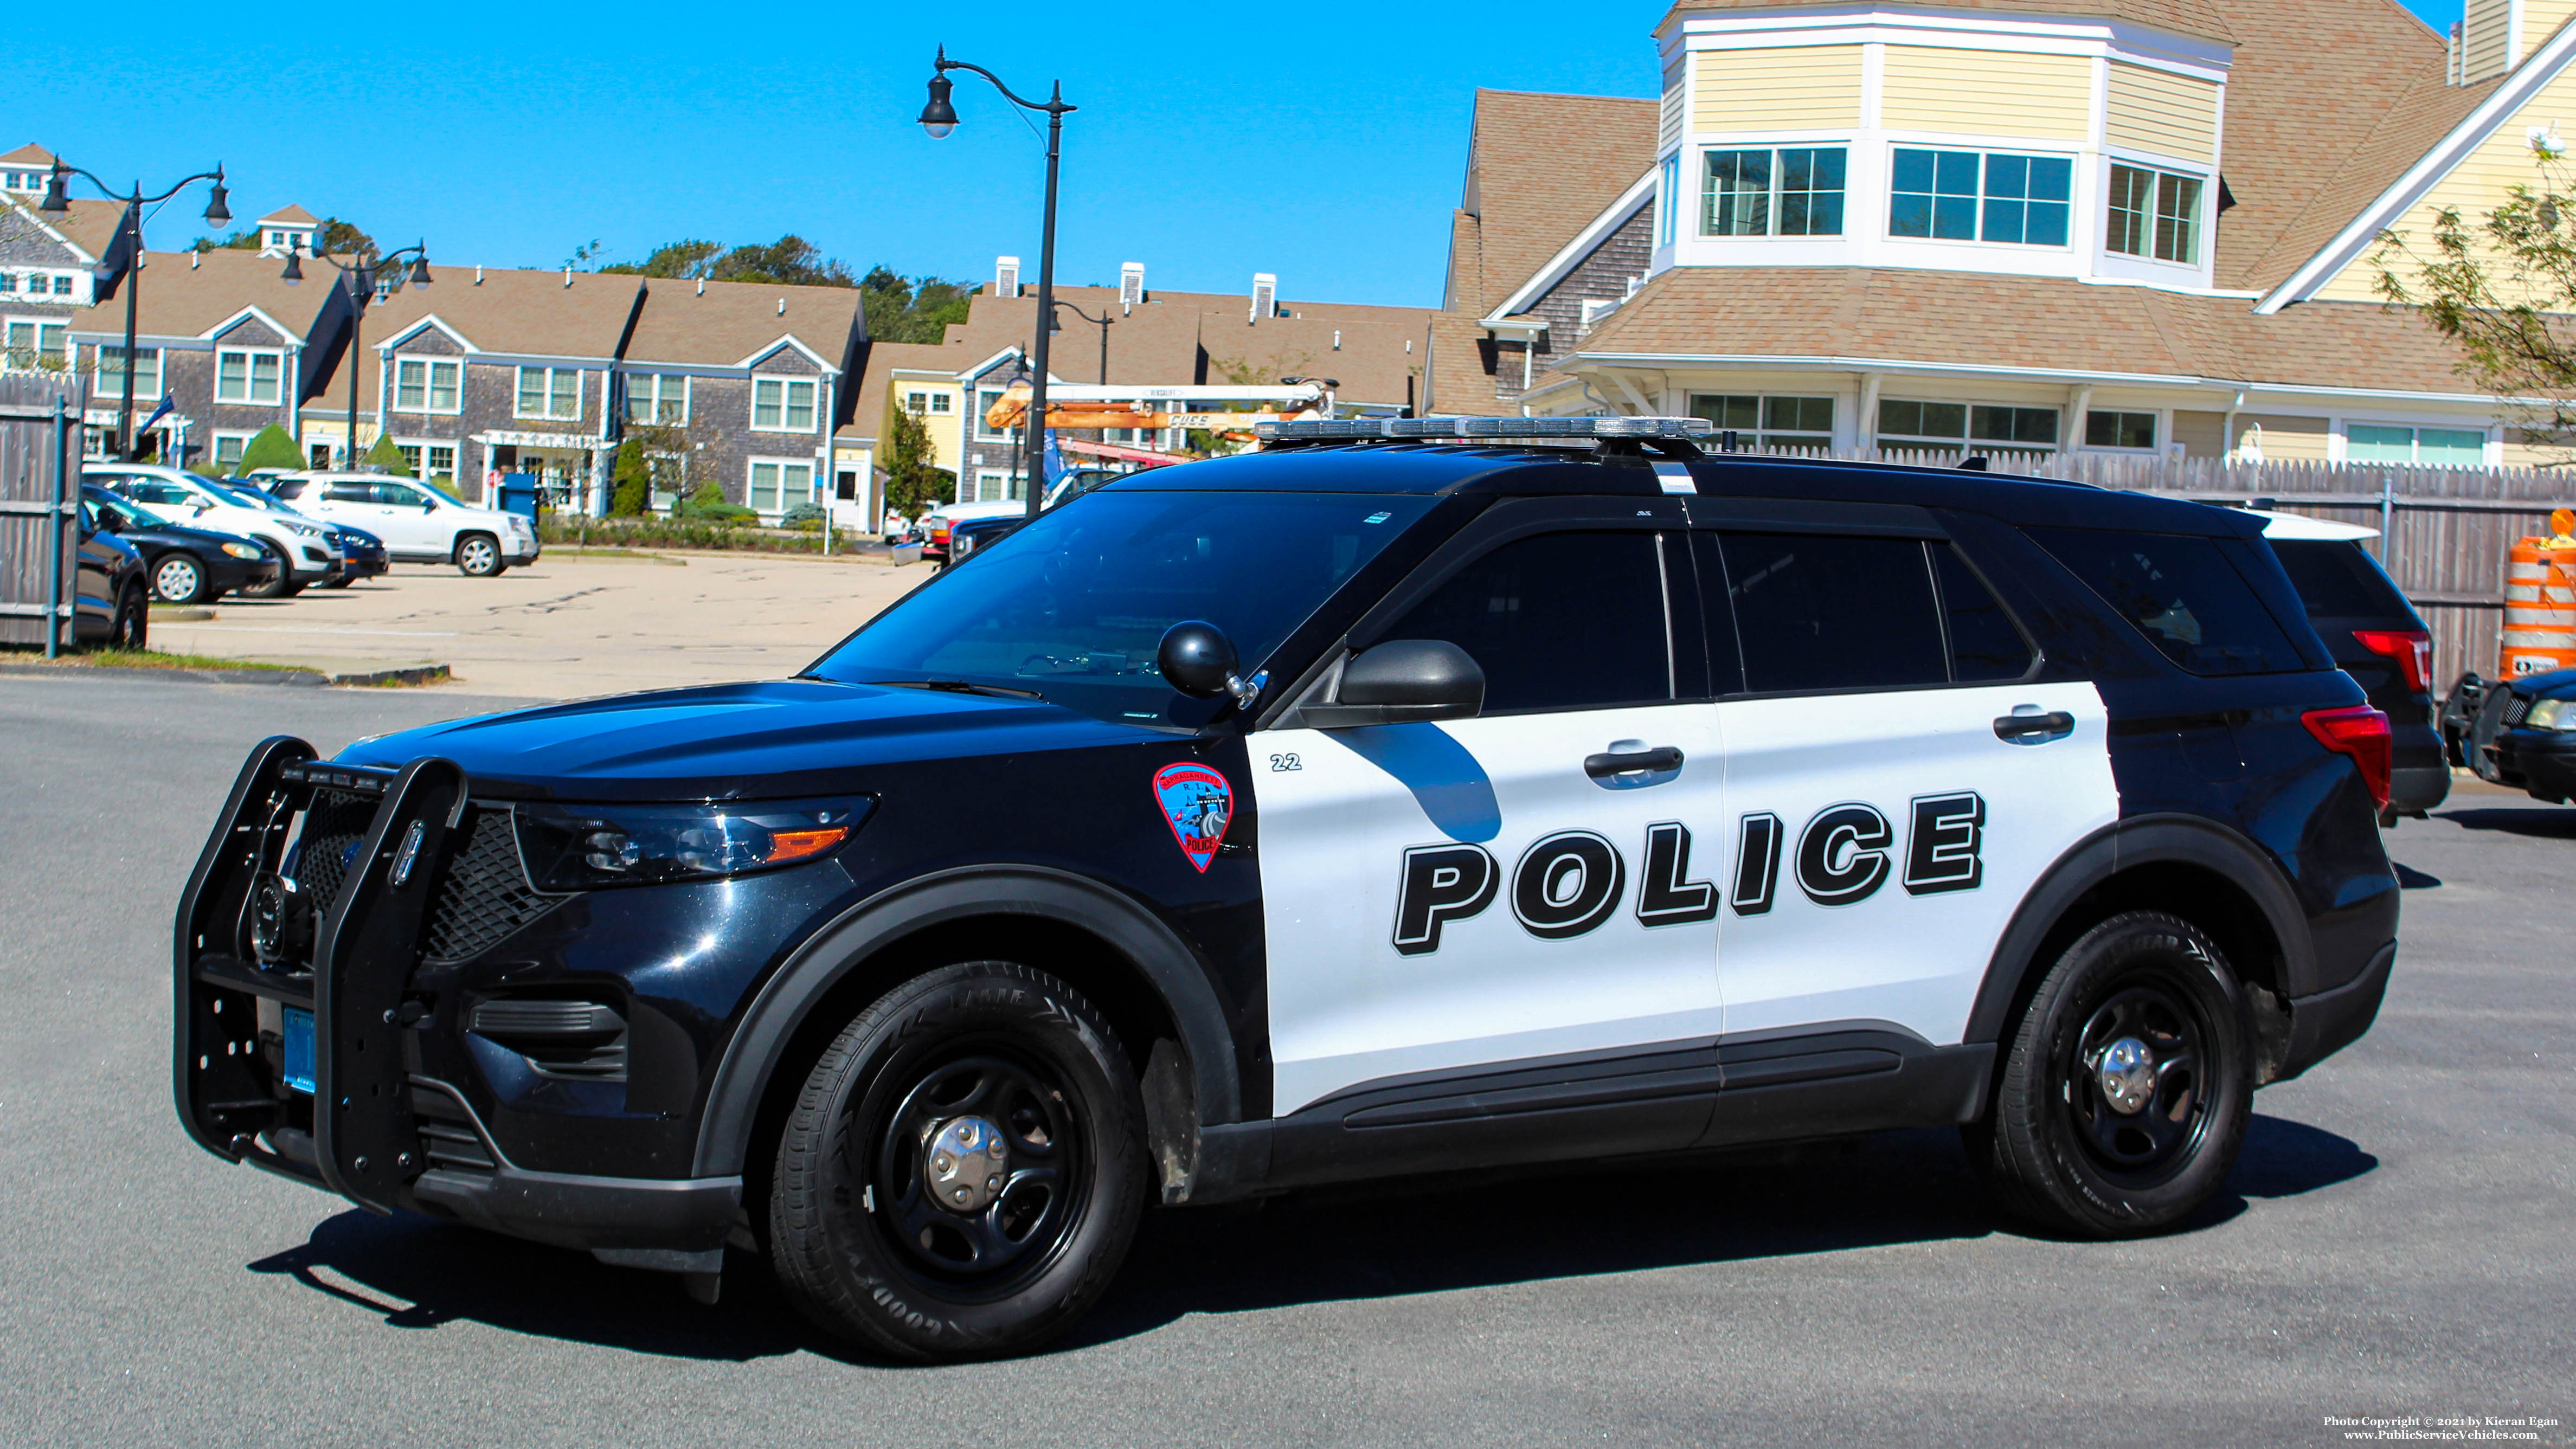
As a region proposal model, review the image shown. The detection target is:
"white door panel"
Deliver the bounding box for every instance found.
[1254,703,1726,1116]
[1712,680,2117,1043]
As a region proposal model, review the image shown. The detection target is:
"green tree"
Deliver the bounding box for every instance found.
[880,404,950,519]
[2373,151,2576,450]
[609,439,652,516]
[600,239,723,279]
[860,266,977,344]
[319,218,377,263]
[361,435,411,475]
[234,424,304,475]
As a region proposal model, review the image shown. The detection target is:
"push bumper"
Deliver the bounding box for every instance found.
[173,740,727,1270]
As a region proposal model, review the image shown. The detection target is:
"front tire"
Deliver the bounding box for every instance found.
[1969,911,2252,1238]
[768,961,1147,1362]
[240,541,298,600]
[107,583,147,651]
[151,554,207,604]
[455,533,504,577]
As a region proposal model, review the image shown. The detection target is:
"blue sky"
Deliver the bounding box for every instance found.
[29,0,2463,310]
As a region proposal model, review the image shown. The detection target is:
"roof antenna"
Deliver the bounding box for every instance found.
[474,265,484,285]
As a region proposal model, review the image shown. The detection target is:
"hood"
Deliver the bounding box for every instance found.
[336,677,1162,801]
[2514,667,2576,701]
[134,520,258,550]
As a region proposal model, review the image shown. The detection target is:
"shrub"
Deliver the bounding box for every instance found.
[234,424,303,475]
[361,435,412,475]
[609,440,651,517]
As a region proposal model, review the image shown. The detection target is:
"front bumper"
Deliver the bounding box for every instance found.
[2488,727,2576,801]
[207,555,277,596]
[171,743,776,1272]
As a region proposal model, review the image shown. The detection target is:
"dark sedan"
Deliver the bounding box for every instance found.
[2258,510,2449,820]
[81,485,278,604]
[322,524,389,588]
[2468,668,2576,803]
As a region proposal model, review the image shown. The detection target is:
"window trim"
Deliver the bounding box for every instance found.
[746,454,818,517]
[1686,392,1838,451]
[2082,408,2162,453]
[750,375,819,433]
[1875,397,2063,454]
[210,430,255,469]
[625,371,691,425]
[214,346,286,405]
[1695,143,1849,240]
[514,365,583,421]
[390,355,464,415]
[92,343,163,401]
[1887,145,2077,249]
[2342,421,2490,468]
[2104,159,2208,267]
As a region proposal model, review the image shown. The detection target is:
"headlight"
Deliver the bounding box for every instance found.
[515,797,870,890]
[2527,698,2574,730]
[284,520,322,537]
[220,542,261,559]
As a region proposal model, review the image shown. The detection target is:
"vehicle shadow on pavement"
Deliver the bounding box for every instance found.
[2432,806,2576,840]
[243,1115,2377,1362]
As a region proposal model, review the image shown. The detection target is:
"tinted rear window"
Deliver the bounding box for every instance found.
[2029,527,2307,676]
[2267,539,2414,621]
[1716,533,1949,693]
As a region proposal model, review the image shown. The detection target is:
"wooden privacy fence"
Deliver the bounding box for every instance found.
[1751,447,2576,690]
[0,372,84,654]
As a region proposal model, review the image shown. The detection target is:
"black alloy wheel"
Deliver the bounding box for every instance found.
[1968,911,2252,1237]
[769,961,1146,1361]
[107,583,147,651]
[151,553,206,605]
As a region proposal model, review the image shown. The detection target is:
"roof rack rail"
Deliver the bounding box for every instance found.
[1255,415,1714,449]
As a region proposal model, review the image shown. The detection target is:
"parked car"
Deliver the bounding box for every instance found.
[70,495,150,647]
[80,485,278,604]
[87,465,341,598]
[945,511,1028,563]
[323,524,390,588]
[178,415,2399,1362]
[2250,510,2449,820]
[917,499,1027,566]
[2460,667,2576,801]
[2440,672,2490,768]
[261,472,538,576]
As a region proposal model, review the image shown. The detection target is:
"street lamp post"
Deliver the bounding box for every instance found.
[1051,301,1113,384]
[919,46,1074,525]
[39,159,229,461]
[281,242,433,469]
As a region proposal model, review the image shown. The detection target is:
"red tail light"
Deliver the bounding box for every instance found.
[2302,704,2393,809]
[2352,629,2431,695]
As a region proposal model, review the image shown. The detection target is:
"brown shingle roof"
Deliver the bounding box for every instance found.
[0,142,55,166]
[1459,89,1658,318]
[1662,0,2236,43]
[1573,266,2481,395]
[2212,0,2481,291]
[621,277,862,369]
[335,266,646,403]
[68,246,330,341]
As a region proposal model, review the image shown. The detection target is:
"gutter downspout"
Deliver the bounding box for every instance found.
[1856,372,1884,452]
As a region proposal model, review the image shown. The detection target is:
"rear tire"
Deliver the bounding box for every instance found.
[107,583,147,651]
[151,554,207,605]
[767,961,1146,1362]
[1968,911,2252,1238]
[455,533,503,577]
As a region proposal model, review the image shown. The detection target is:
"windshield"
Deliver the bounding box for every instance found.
[210,482,297,514]
[808,489,1434,726]
[87,491,155,531]
[417,481,467,507]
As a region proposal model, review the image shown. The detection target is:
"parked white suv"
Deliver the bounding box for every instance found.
[86,463,342,599]
[265,472,539,576]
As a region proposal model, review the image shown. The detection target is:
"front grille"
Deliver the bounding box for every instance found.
[2503,693,2530,726]
[291,788,376,910]
[421,807,560,962]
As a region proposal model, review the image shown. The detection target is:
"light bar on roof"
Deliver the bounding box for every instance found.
[1256,415,1714,442]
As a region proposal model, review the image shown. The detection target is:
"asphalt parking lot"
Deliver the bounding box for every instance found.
[2,673,2569,1448]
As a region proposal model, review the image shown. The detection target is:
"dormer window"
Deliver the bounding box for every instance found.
[2106,164,2204,265]
[1890,149,2072,247]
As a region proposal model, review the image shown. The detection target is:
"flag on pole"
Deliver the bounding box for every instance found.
[91,202,142,303]
[1041,427,1065,488]
[141,392,176,433]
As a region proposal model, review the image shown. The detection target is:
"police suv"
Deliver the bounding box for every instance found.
[175,417,2400,1361]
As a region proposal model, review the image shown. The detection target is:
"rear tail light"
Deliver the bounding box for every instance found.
[2352,629,2432,694]
[2302,704,2393,809]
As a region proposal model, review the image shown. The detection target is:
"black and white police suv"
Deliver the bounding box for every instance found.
[175,416,2400,1360]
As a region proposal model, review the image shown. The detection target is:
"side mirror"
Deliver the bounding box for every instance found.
[1300,639,1485,729]
[93,509,122,533]
[1158,621,1264,707]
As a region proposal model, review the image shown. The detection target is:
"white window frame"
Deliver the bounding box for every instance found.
[1887,146,2077,250]
[2081,408,2162,453]
[975,388,1011,441]
[974,469,1013,503]
[211,431,255,469]
[927,391,953,414]
[626,372,690,425]
[215,347,285,404]
[1875,398,2063,453]
[515,365,582,421]
[1697,144,1850,239]
[392,437,462,483]
[93,344,163,400]
[1686,392,1837,450]
[5,317,67,367]
[391,356,462,414]
[2104,162,2208,268]
[747,455,817,516]
[750,376,819,433]
[2341,421,2491,468]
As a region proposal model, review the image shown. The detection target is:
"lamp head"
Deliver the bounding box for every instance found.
[408,252,433,287]
[919,73,959,138]
[280,250,303,285]
[38,164,67,213]
[202,170,230,227]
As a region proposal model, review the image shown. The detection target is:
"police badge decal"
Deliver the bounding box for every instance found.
[1151,763,1232,873]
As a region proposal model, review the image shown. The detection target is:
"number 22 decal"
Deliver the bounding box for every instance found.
[1269,754,1302,772]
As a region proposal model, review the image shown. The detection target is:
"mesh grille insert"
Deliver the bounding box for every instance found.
[2503,694,2530,726]
[292,788,376,911]
[421,807,560,962]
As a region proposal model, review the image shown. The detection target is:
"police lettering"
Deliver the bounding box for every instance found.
[1795,803,1893,906]
[1636,821,1719,926]
[1511,831,1626,939]
[1391,844,1498,956]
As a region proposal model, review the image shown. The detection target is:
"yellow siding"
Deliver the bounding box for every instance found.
[2466,0,2511,82]
[1690,45,1863,133]
[2105,63,2219,165]
[2525,0,2576,65]
[2503,428,2571,464]
[1662,57,1686,151]
[1881,47,2093,139]
[2236,413,2331,461]
[2169,408,2227,458]
[2314,63,2576,302]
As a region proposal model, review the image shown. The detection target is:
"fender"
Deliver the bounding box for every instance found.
[1963,813,2317,1046]
[689,865,1243,1178]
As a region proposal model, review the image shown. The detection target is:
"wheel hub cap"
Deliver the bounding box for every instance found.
[2097,1036,2157,1115]
[922,1115,1009,1213]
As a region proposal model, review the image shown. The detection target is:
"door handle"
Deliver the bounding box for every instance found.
[1994,709,2076,744]
[1585,744,1685,779]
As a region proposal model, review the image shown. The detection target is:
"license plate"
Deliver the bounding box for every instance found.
[282,1007,316,1094]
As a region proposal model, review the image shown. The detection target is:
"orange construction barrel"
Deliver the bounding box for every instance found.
[2502,507,2576,677]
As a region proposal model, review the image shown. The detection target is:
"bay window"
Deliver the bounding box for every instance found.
[1890,149,2072,246]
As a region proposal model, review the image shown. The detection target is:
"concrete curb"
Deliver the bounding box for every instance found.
[0,661,451,688]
